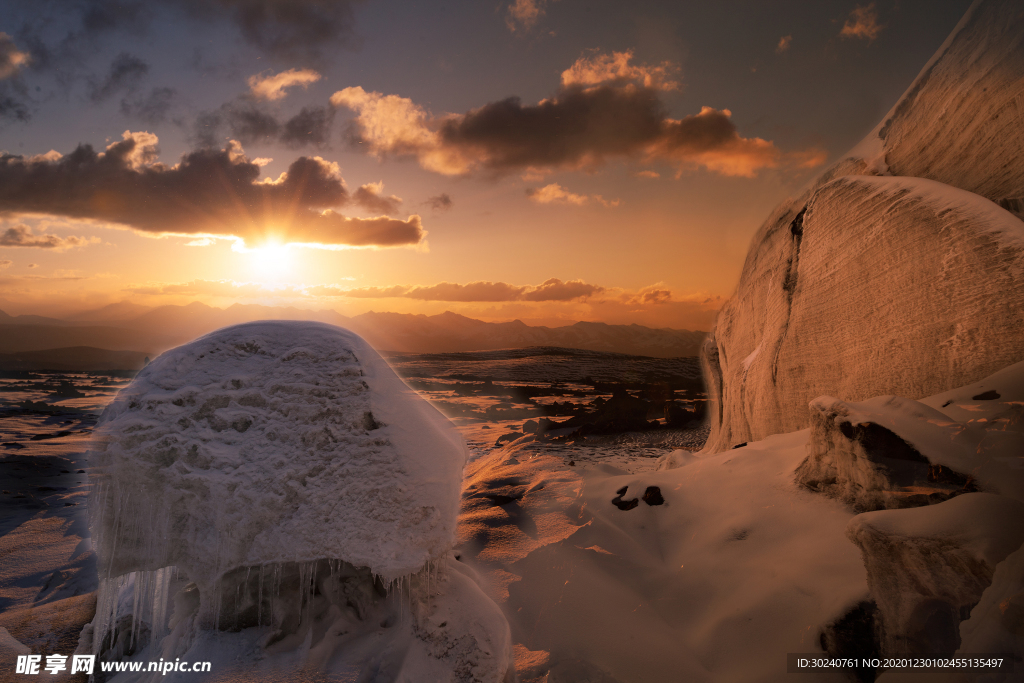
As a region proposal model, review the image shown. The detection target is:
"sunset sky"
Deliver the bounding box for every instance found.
[0,0,969,329]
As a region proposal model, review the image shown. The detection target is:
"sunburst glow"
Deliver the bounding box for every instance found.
[246,241,293,282]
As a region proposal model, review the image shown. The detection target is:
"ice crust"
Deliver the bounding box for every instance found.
[89,320,468,588]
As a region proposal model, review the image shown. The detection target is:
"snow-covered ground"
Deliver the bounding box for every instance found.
[3,338,1023,682]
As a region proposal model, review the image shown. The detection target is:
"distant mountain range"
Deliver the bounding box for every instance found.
[0,303,707,364]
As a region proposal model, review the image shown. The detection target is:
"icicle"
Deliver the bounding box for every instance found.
[257,565,265,626]
[151,567,172,645]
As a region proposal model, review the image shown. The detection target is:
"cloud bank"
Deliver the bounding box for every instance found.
[332,50,815,178]
[0,131,424,249]
[0,224,100,250]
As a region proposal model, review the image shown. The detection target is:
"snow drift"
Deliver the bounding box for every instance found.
[84,321,512,681]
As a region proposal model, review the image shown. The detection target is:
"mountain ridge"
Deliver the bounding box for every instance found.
[0,304,706,358]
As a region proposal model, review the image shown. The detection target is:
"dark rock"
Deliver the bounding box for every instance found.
[819,601,880,682]
[611,486,639,510]
[797,401,979,512]
[494,432,521,447]
[971,390,1000,400]
[731,442,747,449]
[30,430,73,441]
[642,486,664,506]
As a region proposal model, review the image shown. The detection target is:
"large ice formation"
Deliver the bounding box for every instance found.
[701,0,1024,454]
[84,321,512,681]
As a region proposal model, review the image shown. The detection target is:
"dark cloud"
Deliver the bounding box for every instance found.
[5,1,152,81]
[171,0,363,61]
[195,101,335,149]
[0,224,98,249]
[79,0,150,35]
[5,0,359,98]
[0,132,424,248]
[521,278,603,301]
[120,86,178,124]
[343,278,603,302]
[437,85,665,171]
[281,106,335,148]
[195,102,279,147]
[352,182,402,215]
[426,193,453,211]
[0,89,31,123]
[89,52,149,102]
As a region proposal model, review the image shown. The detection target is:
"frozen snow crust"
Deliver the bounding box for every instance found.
[89,320,469,588]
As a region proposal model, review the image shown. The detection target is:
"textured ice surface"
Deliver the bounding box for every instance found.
[89,320,468,588]
[877,0,1024,202]
[702,174,1024,453]
[701,0,1024,454]
[82,322,516,681]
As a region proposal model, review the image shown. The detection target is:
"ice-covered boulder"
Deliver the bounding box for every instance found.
[701,0,1024,454]
[877,0,1024,204]
[90,320,467,589]
[86,321,513,680]
[846,493,1024,657]
[796,395,978,511]
[796,360,1024,511]
[703,174,1024,454]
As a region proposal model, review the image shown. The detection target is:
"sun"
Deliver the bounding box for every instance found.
[246,241,293,281]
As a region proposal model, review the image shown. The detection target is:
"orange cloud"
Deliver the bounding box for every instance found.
[776,35,792,53]
[248,68,322,101]
[649,107,781,178]
[840,4,882,41]
[505,0,547,32]
[342,278,604,302]
[526,183,620,207]
[0,33,31,80]
[352,181,403,215]
[561,49,680,91]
